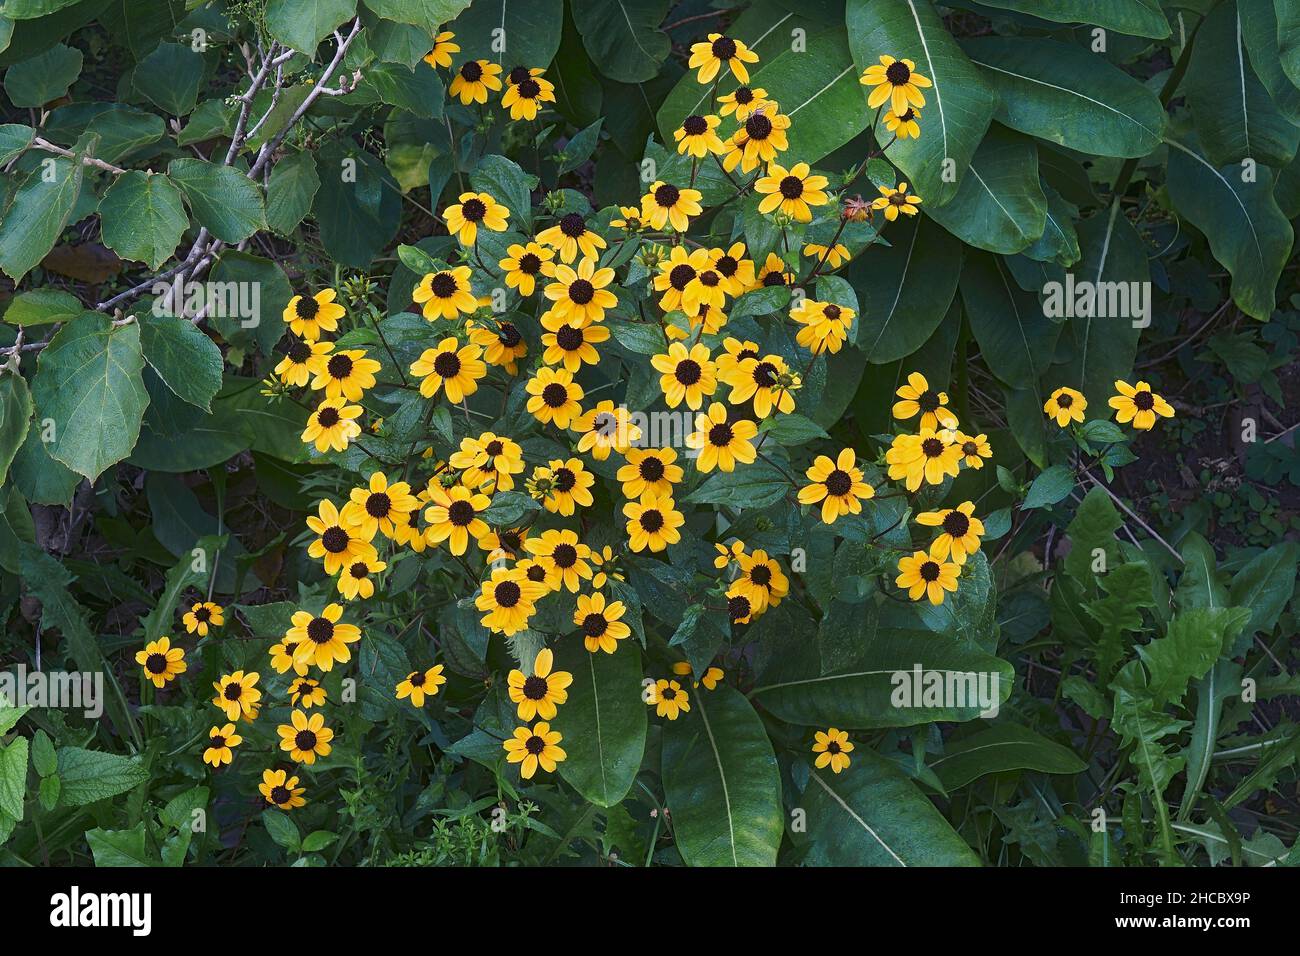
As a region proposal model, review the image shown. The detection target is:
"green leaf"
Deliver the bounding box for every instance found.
[1229,541,1299,638]
[9,427,80,506]
[0,368,33,487]
[57,747,148,806]
[364,0,470,34]
[265,0,357,53]
[139,534,223,645]
[138,313,223,412]
[97,171,188,270]
[558,117,602,175]
[759,413,829,445]
[963,37,1164,158]
[846,0,997,206]
[481,490,540,526]
[1165,137,1294,322]
[86,824,153,866]
[469,154,538,234]
[551,634,647,807]
[266,150,320,234]
[31,314,148,481]
[800,752,980,866]
[451,0,563,68]
[208,251,293,356]
[973,0,1170,37]
[570,0,670,84]
[262,808,301,850]
[132,41,203,116]
[3,41,80,106]
[1022,463,1075,509]
[1137,607,1252,707]
[0,691,27,735]
[1063,486,1121,584]
[1279,0,1300,91]
[1175,532,1229,612]
[30,729,55,778]
[0,122,33,164]
[0,736,27,820]
[960,250,1060,389]
[930,723,1086,789]
[167,158,268,243]
[1180,658,1241,821]
[311,143,401,268]
[684,462,790,509]
[661,685,783,866]
[360,61,445,118]
[0,154,83,282]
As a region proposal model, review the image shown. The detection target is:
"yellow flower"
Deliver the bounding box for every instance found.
[525,528,592,593]
[449,58,503,104]
[688,32,759,84]
[617,446,683,499]
[574,591,632,653]
[543,257,617,324]
[203,723,242,767]
[648,679,690,719]
[652,341,717,410]
[260,768,306,810]
[289,677,327,709]
[892,371,958,431]
[640,180,703,232]
[423,482,491,555]
[469,318,528,373]
[269,640,307,677]
[443,191,510,246]
[211,670,261,721]
[277,709,333,765]
[886,429,963,491]
[723,352,797,418]
[345,471,418,538]
[537,213,607,263]
[755,162,830,222]
[572,400,641,460]
[1044,386,1087,427]
[501,67,556,120]
[797,448,874,523]
[136,637,186,688]
[499,241,554,297]
[306,499,377,576]
[396,665,447,707]
[715,337,762,381]
[302,397,363,453]
[412,266,478,320]
[610,206,646,231]
[721,103,791,173]
[653,245,713,312]
[872,182,922,221]
[754,251,793,288]
[674,113,727,157]
[714,540,746,569]
[727,587,756,624]
[916,501,985,565]
[503,721,566,779]
[883,105,921,139]
[508,647,573,720]
[308,346,381,400]
[476,567,548,636]
[525,366,585,428]
[410,338,487,402]
[700,667,724,690]
[482,526,532,564]
[812,728,854,773]
[449,431,525,492]
[286,604,362,672]
[623,489,685,552]
[733,549,789,614]
[803,242,851,269]
[896,548,961,605]
[527,457,596,515]
[954,430,992,468]
[791,298,855,355]
[541,309,609,371]
[276,338,332,387]
[182,601,224,636]
[718,85,769,120]
[283,288,345,341]
[423,31,459,69]
[710,242,757,295]
[336,554,385,601]
[860,55,932,114]
[686,401,758,473]
[1109,379,1174,430]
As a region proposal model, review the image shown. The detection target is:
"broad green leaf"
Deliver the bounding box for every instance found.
[1022,463,1074,509]
[0,0,84,18]
[1280,0,1300,90]
[960,250,1060,389]
[1229,541,1299,638]
[963,37,1164,158]
[451,0,563,68]
[551,634,647,807]
[0,368,32,486]
[684,462,791,509]
[311,142,401,268]
[3,40,80,106]
[570,0,671,84]
[97,170,187,270]
[138,313,223,411]
[265,0,356,54]
[358,61,444,118]
[661,685,783,866]
[0,736,27,820]
[9,427,80,505]
[972,0,1170,37]
[168,158,268,243]
[1137,607,1252,707]
[1110,660,1185,860]
[1240,0,1300,125]
[84,105,165,164]
[0,154,82,282]
[1174,532,1229,612]
[1023,183,1080,266]
[262,808,300,850]
[208,250,293,356]
[57,747,148,806]
[1180,658,1242,821]
[86,824,153,866]
[31,314,148,481]
[801,752,979,865]
[469,153,539,234]
[364,0,469,33]
[132,41,204,116]
[930,723,1086,789]
[1165,137,1293,322]
[1063,486,1121,585]
[0,122,32,164]
[266,151,321,234]
[846,0,997,206]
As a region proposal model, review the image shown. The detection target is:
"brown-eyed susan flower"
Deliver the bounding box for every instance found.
[883,106,921,139]
[727,587,756,625]
[803,242,851,270]
[260,769,306,810]
[755,251,794,288]
[872,182,922,221]
[212,670,261,721]
[588,546,624,589]
[203,723,242,767]
[718,85,769,120]
[792,298,854,355]
[1109,379,1174,430]
[544,257,617,324]
[450,432,525,492]
[892,372,958,431]
[682,260,730,314]
[653,245,712,312]
[674,113,727,157]
[308,346,381,399]
[503,721,566,779]
[525,528,593,593]
[886,429,963,491]
[183,601,224,636]
[525,458,594,515]
[686,401,758,473]
[640,180,703,232]
[469,318,529,373]
[1044,386,1087,427]
[277,709,333,765]
[410,338,487,402]
[483,526,532,564]
[392,505,428,554]
[798,448,875,524]
[574,591,632,653]
[508,647,572,720]
[670,302,728,341]
[443,191,510,246]
[423,31,459,69]
[755,162,830,222]
[954,431,992,468]
[337,555,385,601]
[276,338,332,387]
[501,67,555,120]
[306,499,378,576]
[525,366,584,428]
[709,242,757,295]
[541,310,610,371]
[412,266,478,320]
[345,472,418,538]
[396,665,447,707]
[722,104,791,173]
[699,667,724,690]
[477,567,548,635]
[733,549,789,614]
[137,637,186,688]
[648,679,690,720]
[423,482,491,556]
[284,288,345,341]
[714,539,746,569]
[689,33,759,84]
[287,604,362,672]
[861,55,932,114]
[515,557,554,595]
[724,352,797,418]
[896,548,961,605]
[618,446,683,498]
[537,212,607,263]
[610,206,646,231]
[917,501,985,565]
[572,400,641,460]
[449,58,502,104]
[499,241,555,297]
[302,397,363,453]
[269,640,308,677]
[652,341,717,410]
[289,677,327,709]
[715,337,762,381]
[812,728,854,773]
[623,490,685,552]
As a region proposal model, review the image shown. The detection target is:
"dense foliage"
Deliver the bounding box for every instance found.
[0,0,1298,867]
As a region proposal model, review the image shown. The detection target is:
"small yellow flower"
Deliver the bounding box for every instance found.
[283,288,345,341]
[203,723,242,767]
[1044,386,1087,427]
[688,33,759,84]
[673,113,727,157]
[1109,380,1174,430]
[574,591,632,653]
[423,31,459,69]
[449,58,502,104]
[443,191,509,246]
[648,679,690,720]
[211,670,261,721]
[755,162,830,222]
[277,709,334,765]
[896,548,961,605]
[872,182,922,221]
[136,637,186,688]
[883,106,921,139]
[860,55,932,114]
[260,769,306,810]
[182,601,224,636]
[797,448,874,524]
[812,728,854,773]
[916,501,985,565]
[507,647,573,720]
[503,722,566,779]
[396,665,446,707]
[892,371,958,431]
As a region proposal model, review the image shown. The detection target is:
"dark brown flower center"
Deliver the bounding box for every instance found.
[271,786,291,804]
[194,606,212,622]
[1133,390,1155,410]
[921,438,945,458]
[638,456,665,482]
[582,613,608,637]
[433,351,462,378]
[559,213,586,238]
[568,279,595,305]
[461,198,486,222]
[654,183,680,207]
[447,499,476,526]
[674,359,702,385]
[525,734,545,755]
[669,264,696,290]
[745,113,773,140]
[552,543,578,568]
[499,322,522,346]
[1056,392,1073,408]
[460,60,483,82]
[210,735,226,748]
[827,741,842,754]
[365,492,391,518]
[286,339,311,363]
[779,175,804,199]
[728,594,751,622]
[146,653,167,674]
[920,560,940,582]
[495,581,522,607]
[223,682,243,701]
[712,36,737,60]
[825,469,852,497]
[294,730,318,751]
[295,295,319,319]
[409,671,426,687]
[753,361,778,387]
[734,86,754,104]
[518,77,541,98]
[823,304,842,321]
[554,468,576,492]
[708,423,734,447]
[885,60,911,85]
[430,272,458,298]
[508,66,530,85]
[317,407,340,428]
[917,390,940,412]
[942,511,970,537]
[761,268,786,287]
[307,616,335,643]
[639,509,665,533]
[542,383,569,408]
[750,564,772,586]
[518,253,541,274]
[523,675,548,700]
[682,115,708,136]
[321,526,350,553]
[555,324,584,350]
